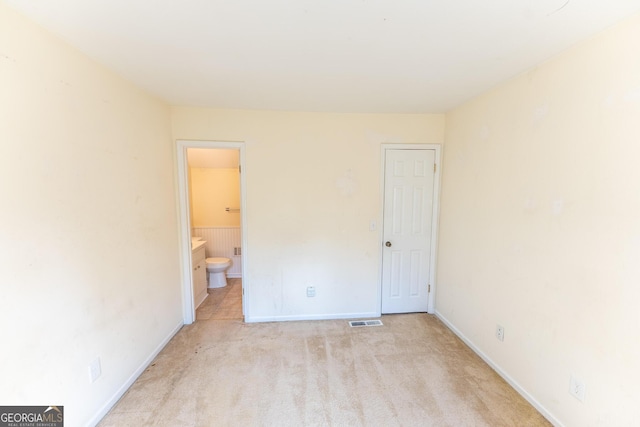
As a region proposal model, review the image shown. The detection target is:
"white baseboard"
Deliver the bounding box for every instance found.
[435,311,563,427]
[245,311,381,323]
[86,321,183,427]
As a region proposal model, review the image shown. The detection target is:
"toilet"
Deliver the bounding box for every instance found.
[206,257,232,288]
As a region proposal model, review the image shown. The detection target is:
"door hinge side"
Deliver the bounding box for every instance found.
[428,284,431,293]
[433,163,437,173]
[239,165,242,173]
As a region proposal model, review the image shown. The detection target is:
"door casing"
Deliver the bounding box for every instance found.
[176,140,248,324]
[379,144,442,314]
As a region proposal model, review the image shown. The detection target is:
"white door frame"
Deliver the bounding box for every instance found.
[176,140,248,324]
[379,143,442,314]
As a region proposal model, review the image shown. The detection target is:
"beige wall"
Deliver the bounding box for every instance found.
[190,168,241,227]
[172,109,445,320]
[438,13,640,426]
[0,4,182,425]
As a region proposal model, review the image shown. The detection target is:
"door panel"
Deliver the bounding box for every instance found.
[381,149,435,313]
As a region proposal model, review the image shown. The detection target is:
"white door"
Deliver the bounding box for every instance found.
[381,149,435,313]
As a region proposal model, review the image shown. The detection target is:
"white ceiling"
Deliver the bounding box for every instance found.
[5,0,640,113]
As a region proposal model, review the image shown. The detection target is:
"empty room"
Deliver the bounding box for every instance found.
[1,1,639,426]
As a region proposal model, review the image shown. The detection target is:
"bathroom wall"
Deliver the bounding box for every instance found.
[190,167,241,227]
[189,160,242,276]
[438,12,640,426]
[172,109,445,321]
[0,4,182,426]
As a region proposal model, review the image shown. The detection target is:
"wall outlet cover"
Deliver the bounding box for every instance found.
[569,375,586,402]
[89,357,102,383]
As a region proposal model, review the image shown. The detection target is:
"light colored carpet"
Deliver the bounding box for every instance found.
[98,311,550,426]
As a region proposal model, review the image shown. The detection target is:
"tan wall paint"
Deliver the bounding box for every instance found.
[172,109,445,320]
[438,13,640,426]
[0,4,182,425]
[190,168,241,227]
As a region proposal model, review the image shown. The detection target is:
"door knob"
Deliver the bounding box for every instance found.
[385,241,392,247]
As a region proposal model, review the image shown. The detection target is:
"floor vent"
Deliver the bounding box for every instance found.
[349,320,383,327]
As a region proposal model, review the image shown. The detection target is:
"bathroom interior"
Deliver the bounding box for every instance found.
[187,148,243,320]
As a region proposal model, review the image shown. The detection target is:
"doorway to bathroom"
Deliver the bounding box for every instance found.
[176,141,247,324]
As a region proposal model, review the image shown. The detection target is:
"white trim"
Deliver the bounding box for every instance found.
[435,311,563,427]
[86,321,183,427]
[192,226,241,229]
[379,143,442,314]
[176,140,248,324]
[245,312,380,324]
[176,143,195,324]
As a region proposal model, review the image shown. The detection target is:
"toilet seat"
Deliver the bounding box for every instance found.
[206,257,231,268]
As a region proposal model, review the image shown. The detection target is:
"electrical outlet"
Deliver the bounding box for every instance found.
[89,357,102,383]
[569,375,586,402]
[306,286,316,297]
[496,325,504,341]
